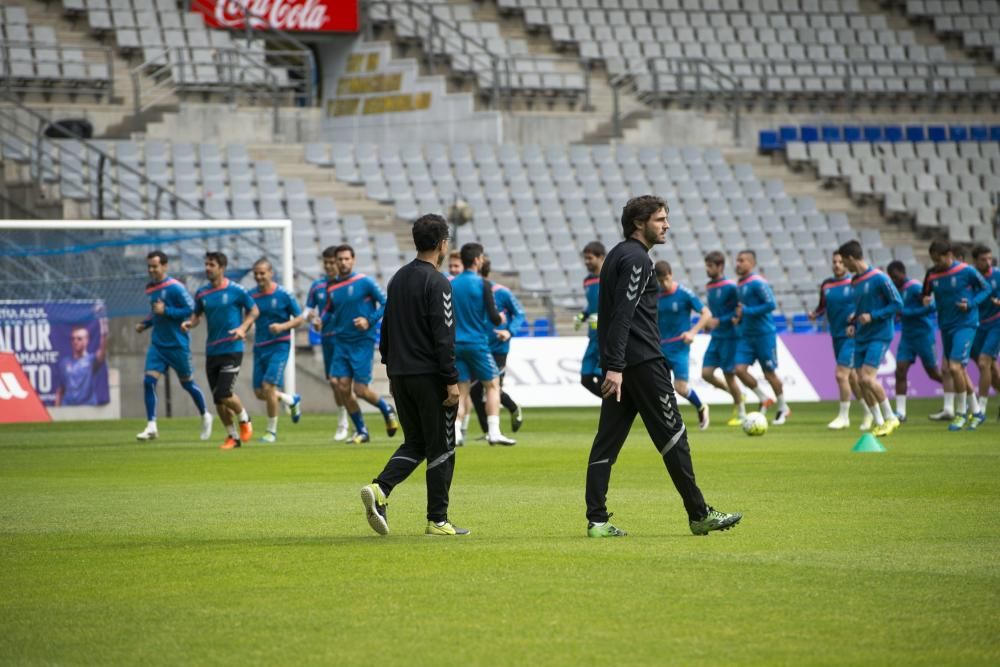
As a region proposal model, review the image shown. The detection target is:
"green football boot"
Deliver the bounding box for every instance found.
[587,513,628,537]
[425,521,470,536]
[690,507,743,536]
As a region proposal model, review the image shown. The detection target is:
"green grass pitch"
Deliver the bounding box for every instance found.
[2,399,999,666]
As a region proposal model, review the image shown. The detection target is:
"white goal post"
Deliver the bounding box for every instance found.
[0,219,298,395]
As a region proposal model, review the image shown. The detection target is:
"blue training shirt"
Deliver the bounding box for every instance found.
[583,274,600,341]
[194,278,256,355]
[143,276,193,350]
[252,284,302,349]
[452,270,495,345]
[925,261,989,331]
[706,277,739,340]
[978,266,1000,330]
[899,278,935,337]
[306,276,335,339]
[737,273,776,336]
[851,267,902,343]
[815,275,853,339]
[657,283,704,343]
[321,272,386,343]
[490,283,525,354]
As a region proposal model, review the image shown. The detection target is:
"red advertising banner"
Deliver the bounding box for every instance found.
[0,352,51,423]
[193,0,359,33]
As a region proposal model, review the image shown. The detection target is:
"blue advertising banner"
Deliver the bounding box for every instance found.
[0,300,109,406]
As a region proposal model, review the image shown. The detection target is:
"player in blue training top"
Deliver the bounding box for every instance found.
[969,244,1000,428]
[887,260,943,424]
[810,251,871,431]
[321,244,398,445]
[451,242,515,446]
[55,317,107,407]
[923,239,990,431]
[733,250,790,425]
[655,261,712,430]
[470,257,526,436]
[576,241,605,398]
[307,247,350,441]
[701,251,746,426]
[250,258,305,443]
[838,240,903,438]
[134,250,212,442]
[183,251,259,450]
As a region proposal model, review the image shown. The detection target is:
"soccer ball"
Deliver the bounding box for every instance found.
[742,411,768,436]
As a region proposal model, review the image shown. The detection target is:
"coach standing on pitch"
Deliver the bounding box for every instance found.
[360,214,467,537]
[585,195,742,538]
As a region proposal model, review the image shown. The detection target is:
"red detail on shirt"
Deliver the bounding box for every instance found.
[823,278,851,291]
[145,277,183,295]
[927,262,968,283]
[326,273,367,293]
[196,278,230,299]
[852,268,884,285]
[706,279,736,289]
[583,277,600,288]
[738,274,767,286]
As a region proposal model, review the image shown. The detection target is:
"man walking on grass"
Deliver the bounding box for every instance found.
[584,195,742,538]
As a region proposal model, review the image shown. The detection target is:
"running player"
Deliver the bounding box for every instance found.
[183,251,259,449]
[655,261,711,429]
[838,240,902,437]
[969,244,1000,428]
[451,242,515,446]
[250,258,305,443]
[886,261,943,423]
[470,257,526,435]
[733,250,790,424]
[307,248,350,441]
[809,251,871,430]
[135,250,212,442]
[923,240,990,431]
[321,244,398,444]
[577,241,605,398]
[701,251,744,426]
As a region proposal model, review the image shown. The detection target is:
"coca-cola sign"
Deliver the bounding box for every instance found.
[193,0,358,33]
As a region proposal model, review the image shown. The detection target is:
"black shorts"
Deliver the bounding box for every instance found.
[206,352,242,400]
[492,352,507,374]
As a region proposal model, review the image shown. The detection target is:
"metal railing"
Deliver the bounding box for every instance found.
[0,41,115,101]
[366,0,592,111]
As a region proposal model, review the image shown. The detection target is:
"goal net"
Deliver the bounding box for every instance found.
[0,219,299,420]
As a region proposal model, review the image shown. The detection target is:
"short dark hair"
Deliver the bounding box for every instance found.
[322,245,339,259]
[928,239,951,257]
[886,260,906,275]
[952,244,967,261]
[654,260,672,279]
[205,251,228,268]
[582,241,606,257]
[460,242,484,268]
[412,214,450,252]
[836,240,863,260]
[972,244,992,259]
[704,250,725,266]
[620,195,667,238]
[147,250,168,264]
[737,249,757,262]
[333,244,355,258]
[480,257,491,278]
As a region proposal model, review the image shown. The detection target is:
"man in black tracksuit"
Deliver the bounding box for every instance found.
[360,214,469,537]
[585,195,743,538]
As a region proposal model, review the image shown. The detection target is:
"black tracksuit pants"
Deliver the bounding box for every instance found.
[374,374,459,523]
[585,358,708,523]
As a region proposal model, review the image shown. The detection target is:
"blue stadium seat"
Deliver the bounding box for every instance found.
[843,126,862,143]
[949,126,968,142]
[905,125,926,142]
[883,126,903,142]
[821,126,842,142]
[927,125,947,142]
[532,318,553,336]
[772,314,789,333]
[969,126,988,141]
[308,328,322,346]
[800,126,819,143]
[863,126,883,142]
[990,126,1000,141]
[759,130,781,152]
[779,126,799,146]
[791,313,814,333]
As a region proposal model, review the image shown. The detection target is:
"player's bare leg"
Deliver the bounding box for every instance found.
[328,377,350,440]
[828,364,853,429]
[735,365,774,414]
[849,369,873,430]
[860,366,899,437]
[763,370,789,425]
[353,381,398,437]
[482,377,515,445]
[931,362,956,420]
[336,377,370,443]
